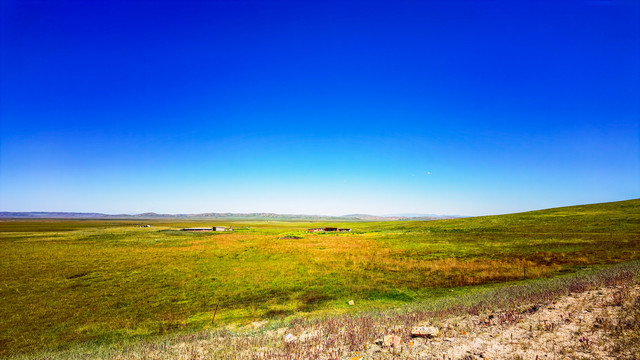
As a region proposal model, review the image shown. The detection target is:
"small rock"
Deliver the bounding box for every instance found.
[392,335,402,348]
[367,343,382,354]
[383,334,394,347]
[249,321,267,329]
[284,333,297,342]
[411,326,440,338]
[382,334,402,349]
[348,300,355,306]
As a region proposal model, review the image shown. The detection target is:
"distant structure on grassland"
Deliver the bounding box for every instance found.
[308,227,352,232]
[181,226,229,232]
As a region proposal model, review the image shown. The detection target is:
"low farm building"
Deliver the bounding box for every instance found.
[181,226,228,232]
[308,227,352,232]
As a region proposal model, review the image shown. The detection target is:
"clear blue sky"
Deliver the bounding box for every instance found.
[1,0,638,216]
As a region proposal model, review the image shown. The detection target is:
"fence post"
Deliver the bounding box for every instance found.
[212,304,219,325]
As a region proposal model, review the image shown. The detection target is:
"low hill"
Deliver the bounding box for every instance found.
[0,211,459,221]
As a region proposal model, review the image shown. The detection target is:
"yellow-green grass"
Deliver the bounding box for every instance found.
[1,199,639,356]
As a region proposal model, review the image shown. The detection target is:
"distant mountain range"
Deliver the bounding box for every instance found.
[0,211,462,221]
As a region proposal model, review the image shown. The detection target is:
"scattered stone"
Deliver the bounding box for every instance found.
[411,326,440,338]
[392,335,402,348]
[367,343,382,354]
[381,334,402,351]
[383,334,394,347]
[136,283,639,360]
[249,321,267,329]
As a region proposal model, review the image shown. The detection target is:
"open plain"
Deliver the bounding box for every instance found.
[1,199,639,358]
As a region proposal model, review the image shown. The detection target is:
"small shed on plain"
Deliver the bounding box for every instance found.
[307,227,352,232]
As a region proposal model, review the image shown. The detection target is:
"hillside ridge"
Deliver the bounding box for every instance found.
[1,198,637,221]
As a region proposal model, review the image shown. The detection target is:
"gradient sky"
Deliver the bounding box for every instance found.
[1,0,638,216]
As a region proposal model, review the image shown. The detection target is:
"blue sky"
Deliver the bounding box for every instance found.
[1,0,638,216]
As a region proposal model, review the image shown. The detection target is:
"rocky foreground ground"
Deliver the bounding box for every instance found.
[337,285,639,359]
[107,274,639,360]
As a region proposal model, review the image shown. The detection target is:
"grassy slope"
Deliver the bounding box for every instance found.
[0,199,639,356]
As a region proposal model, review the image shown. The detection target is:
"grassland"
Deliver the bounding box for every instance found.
[1,199,639,357]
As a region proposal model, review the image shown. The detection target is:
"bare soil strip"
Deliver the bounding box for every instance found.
[351,285,639,359]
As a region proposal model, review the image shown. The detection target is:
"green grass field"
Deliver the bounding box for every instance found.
[1,199,639,356]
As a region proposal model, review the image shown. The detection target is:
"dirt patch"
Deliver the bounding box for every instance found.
[352,285,639,359]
